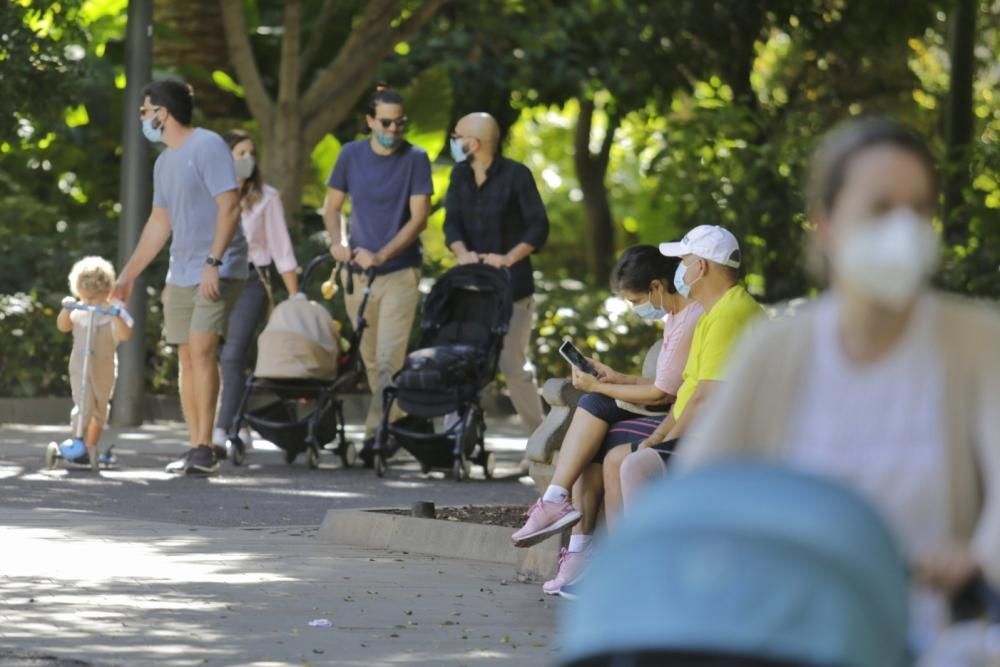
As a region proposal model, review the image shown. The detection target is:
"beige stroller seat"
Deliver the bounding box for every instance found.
[254,296,341,380]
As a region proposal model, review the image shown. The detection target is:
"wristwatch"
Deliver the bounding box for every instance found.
[205,255,223,267]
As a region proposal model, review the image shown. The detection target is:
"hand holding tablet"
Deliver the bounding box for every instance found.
[559,340,599,377]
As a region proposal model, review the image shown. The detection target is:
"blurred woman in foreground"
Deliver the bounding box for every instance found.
[671,117,1000,652]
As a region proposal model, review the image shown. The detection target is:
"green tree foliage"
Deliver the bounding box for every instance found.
[0,1,87,138]
[3,0,1000,396]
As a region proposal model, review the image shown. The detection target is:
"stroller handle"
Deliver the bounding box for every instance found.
[301,253,336,286]
[337,263,375,296]
[302,252,376,293]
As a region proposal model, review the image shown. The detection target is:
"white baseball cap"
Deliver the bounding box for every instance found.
[659,225,741,268]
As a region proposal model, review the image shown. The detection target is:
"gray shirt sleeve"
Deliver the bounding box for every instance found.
[197,133,238,197]
[152,156,166,208]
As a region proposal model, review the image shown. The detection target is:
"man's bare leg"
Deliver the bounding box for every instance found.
[618,448,667,515]
[188,330,221,446]
[602,444,631,529]
[177,343,199,447]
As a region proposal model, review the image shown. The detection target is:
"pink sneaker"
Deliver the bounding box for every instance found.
[543,548,588,595]
[511,498,581,548]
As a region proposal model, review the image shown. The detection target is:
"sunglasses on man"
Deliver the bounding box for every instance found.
[376,116,408,129]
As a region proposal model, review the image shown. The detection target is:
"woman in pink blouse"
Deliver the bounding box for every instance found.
[511,245,703,595]
[213,129,300,448]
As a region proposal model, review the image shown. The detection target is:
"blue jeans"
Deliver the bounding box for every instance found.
[216,269,269,432]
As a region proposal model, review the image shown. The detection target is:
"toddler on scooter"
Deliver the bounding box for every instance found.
[54,256,134,465]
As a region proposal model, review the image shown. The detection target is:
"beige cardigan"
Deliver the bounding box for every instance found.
[676,291,1000,585]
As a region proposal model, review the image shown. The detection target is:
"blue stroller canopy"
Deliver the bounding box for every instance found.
[560,461,910,667]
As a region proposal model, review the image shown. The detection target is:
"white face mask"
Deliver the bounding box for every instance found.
[832,208,940,310]
[234,155,256,180]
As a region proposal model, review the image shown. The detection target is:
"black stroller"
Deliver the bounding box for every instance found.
[225,255,374,469]
[372,264,512,481]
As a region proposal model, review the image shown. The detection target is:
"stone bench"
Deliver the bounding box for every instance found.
[525,342,662,493]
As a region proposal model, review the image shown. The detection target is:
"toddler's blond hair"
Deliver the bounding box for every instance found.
[69,256,116,298]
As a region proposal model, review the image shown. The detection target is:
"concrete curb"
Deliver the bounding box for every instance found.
[318,508,562,579]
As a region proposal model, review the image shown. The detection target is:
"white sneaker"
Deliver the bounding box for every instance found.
[212,427,227,446]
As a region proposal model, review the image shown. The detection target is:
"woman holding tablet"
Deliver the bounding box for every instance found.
[511,244,703,595]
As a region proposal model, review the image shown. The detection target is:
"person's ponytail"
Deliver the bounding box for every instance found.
[610,245,680,294]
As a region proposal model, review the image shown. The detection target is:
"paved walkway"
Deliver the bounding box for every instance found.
[0,509,559,666]
[0,420,559,666]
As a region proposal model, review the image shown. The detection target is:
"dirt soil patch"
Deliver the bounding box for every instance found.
[375,504,526,529]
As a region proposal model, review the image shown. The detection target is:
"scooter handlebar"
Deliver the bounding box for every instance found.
[62,301,135,328]
[64,302,120,316]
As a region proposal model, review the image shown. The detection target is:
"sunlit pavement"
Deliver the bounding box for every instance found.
[0,420,538,527]
[0,420,556,666]
[0,509,557,666]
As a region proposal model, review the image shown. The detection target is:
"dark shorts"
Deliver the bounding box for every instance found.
[576,393,668,463]
[629,438,681,465]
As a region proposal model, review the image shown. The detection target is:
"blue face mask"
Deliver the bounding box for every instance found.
[673,260,701,299]
[373,128,400,149]
[450,137,469,163]
[633,289,667,320]
[142,117,163,143]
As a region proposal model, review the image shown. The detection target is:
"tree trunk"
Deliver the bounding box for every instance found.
[271,0,304,221]
[262,135,305,225]
[942,0,976,246]
[153,0,241,118]
[573,98,618,283]
[219,0,449,224]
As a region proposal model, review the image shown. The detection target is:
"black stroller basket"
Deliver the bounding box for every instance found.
[372,264,513,481]
[225,254,375,469]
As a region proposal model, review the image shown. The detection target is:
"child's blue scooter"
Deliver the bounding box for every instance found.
[45,302,129,471]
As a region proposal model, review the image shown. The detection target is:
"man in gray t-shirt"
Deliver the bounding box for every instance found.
[114,78,245,476]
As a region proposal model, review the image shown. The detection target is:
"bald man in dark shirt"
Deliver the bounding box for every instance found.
[444,113,549,438]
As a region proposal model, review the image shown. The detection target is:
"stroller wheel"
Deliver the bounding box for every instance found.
[340,442,358,469]
[420,461,432,475]
[307,446,321,469]
[374,453,386,478]
[228,437,246,466]
[89,447,99,472]
[482,452,496,480]
[284,448,298,465]
[45,441,59,470]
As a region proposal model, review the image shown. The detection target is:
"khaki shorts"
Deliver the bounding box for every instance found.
[163,279,243,345]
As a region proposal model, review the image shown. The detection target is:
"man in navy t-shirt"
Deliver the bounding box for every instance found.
[323,86,433,446]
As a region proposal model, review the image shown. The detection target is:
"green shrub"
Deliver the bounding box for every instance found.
[531,276,659,384]
[0,292,74,397]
